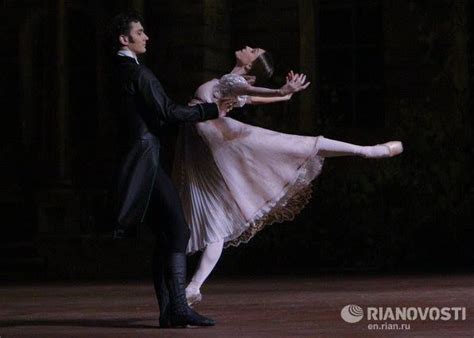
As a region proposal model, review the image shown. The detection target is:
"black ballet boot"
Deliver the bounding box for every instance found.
[152,249,171,327]
[163,252,215,327]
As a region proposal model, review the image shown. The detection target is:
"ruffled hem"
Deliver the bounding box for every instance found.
[223,136,325,249]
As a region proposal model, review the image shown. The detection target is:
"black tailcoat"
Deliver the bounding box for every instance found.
[112,55,218,235]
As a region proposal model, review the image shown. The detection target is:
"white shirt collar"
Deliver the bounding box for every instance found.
[117,49,139,64]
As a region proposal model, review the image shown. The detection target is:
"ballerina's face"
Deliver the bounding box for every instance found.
[235,46,265,67]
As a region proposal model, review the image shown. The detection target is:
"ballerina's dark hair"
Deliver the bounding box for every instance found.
[248,51,274,85]
[107,10,144,55]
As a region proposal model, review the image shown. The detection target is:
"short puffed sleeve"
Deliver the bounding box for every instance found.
[214,73,249,107]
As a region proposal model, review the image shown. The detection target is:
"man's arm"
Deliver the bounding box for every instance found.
[137,67,219,122]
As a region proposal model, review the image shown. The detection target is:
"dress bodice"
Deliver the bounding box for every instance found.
[193,73,249,107]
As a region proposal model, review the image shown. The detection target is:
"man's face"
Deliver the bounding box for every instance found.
[120,21,149,55]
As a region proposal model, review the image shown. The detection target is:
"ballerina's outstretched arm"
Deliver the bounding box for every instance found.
[245,71,308,105]
[246,94,292,105]
[231,71,310,98]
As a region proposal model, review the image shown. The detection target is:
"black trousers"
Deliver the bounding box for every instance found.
[147,164,190,313]
[147,164,190,254]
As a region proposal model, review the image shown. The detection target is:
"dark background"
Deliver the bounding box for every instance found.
[1,0,473,281]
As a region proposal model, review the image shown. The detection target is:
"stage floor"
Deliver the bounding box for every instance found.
[1,274,473,337]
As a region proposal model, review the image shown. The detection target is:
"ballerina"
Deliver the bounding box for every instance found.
[174,46,403,305]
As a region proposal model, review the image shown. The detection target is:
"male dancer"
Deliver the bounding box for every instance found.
[108,11,233,327]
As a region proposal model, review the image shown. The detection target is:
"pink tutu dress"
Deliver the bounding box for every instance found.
[173,74,324,254]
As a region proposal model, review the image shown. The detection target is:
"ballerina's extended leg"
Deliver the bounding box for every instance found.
[316,137,403,158]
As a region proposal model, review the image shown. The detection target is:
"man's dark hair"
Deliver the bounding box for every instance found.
[107,10,144,55]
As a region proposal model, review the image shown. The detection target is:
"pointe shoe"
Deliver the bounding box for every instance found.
[381,141,403,157]
[186,289,202,307]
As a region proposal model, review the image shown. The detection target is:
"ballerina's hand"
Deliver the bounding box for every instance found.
[286,70,295,81]
[284,71,297,100]
[280,71,310,96]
